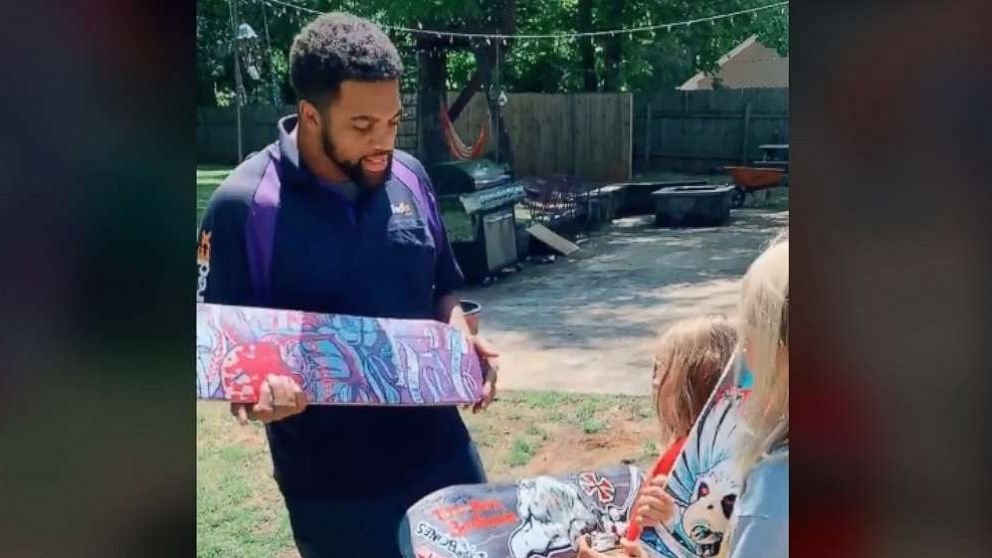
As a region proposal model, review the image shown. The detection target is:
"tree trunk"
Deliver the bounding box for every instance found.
[600,0,625,91]
[417,46,449,165]
[577,0,597,91]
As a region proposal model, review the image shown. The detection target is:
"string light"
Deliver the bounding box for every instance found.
[259,0,788,41]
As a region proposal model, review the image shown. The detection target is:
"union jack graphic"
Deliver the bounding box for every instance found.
[578,472,616,504]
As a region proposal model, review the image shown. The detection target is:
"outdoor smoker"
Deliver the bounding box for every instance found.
[427,158,526,285]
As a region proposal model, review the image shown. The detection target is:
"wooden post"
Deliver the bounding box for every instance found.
[740,101,752,165]
[643,101,652,173]
[570,94,577,176]
[658,112,666,171]
[625,94,632,180]
[229,0,244,162]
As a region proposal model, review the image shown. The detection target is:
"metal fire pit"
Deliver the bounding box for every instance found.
[650,184,736,227]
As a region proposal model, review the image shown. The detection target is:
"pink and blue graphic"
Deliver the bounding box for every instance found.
[639,354,750,558]
[196,303,484,406]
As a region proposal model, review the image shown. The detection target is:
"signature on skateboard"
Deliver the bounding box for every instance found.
[405,465,643,558]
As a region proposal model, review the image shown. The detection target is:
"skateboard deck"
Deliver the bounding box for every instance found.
[635,354,750,558]
[404,465,643,558]
[196,302,484,406]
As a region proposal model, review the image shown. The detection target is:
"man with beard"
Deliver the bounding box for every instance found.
[196,12,498,557]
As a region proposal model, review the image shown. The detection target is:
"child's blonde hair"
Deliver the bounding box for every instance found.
[653,315,738,444]
[736,231,789,473]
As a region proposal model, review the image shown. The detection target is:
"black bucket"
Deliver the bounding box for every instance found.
[459,300,482,335]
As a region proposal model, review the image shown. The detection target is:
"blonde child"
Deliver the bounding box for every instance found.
[578,315,738,557]
[718,233,789,558]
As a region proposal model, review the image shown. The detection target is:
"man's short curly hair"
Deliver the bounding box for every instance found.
[289,12,404,108]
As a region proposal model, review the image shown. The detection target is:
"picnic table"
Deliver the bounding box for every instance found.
[755,144,789,171]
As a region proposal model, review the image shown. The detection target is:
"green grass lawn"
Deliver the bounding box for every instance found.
[196,390,658,557]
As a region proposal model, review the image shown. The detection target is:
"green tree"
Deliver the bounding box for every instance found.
[197,0,789,101]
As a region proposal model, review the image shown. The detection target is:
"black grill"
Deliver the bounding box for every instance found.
[427,159,512,195]
[427,159,526,285]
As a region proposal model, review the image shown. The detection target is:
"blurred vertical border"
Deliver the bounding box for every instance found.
[0,1,195,556]
[0,1,990,556]
[791,1,992,557]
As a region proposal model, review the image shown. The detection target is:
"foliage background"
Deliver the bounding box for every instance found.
[197,0,789,106]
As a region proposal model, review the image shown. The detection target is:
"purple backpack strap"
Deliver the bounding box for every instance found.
[245,158,281,306]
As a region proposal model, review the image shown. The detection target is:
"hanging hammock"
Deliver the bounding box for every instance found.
[440,101,490,160]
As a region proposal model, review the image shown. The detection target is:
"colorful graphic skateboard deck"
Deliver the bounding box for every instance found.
[636,354,750,558]
[404,465,643,558]
[196,302,484,406]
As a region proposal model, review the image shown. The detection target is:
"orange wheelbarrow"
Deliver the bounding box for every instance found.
[724,166,785,208]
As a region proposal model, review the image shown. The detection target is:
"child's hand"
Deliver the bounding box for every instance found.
[575,535,648,557]
[633,474,676,529]
[620,538,649,557]
[576,535,611,558]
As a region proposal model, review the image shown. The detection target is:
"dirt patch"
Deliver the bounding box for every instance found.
[523,418,654,477]
[463,391,660,482]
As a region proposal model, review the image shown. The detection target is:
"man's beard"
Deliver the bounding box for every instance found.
[321,132,392,189]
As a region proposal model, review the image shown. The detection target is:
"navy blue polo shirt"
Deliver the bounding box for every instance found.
[197,115,473,499]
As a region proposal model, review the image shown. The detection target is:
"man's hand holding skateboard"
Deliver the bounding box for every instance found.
[469,335,499,414]
[231,374,309,424]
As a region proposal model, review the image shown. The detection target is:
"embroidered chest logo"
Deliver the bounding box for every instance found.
[391,201,414,217]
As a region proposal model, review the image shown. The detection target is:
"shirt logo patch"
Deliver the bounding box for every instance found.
[391,201,414,217]
[196,230,211,302]
[197,231,212,264]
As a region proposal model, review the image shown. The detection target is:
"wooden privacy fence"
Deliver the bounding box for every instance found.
[198,89,783,178]
[633,88,788,174]
[447,92,632,183]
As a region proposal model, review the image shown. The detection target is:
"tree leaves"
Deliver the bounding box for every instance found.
[196,0,788,103]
